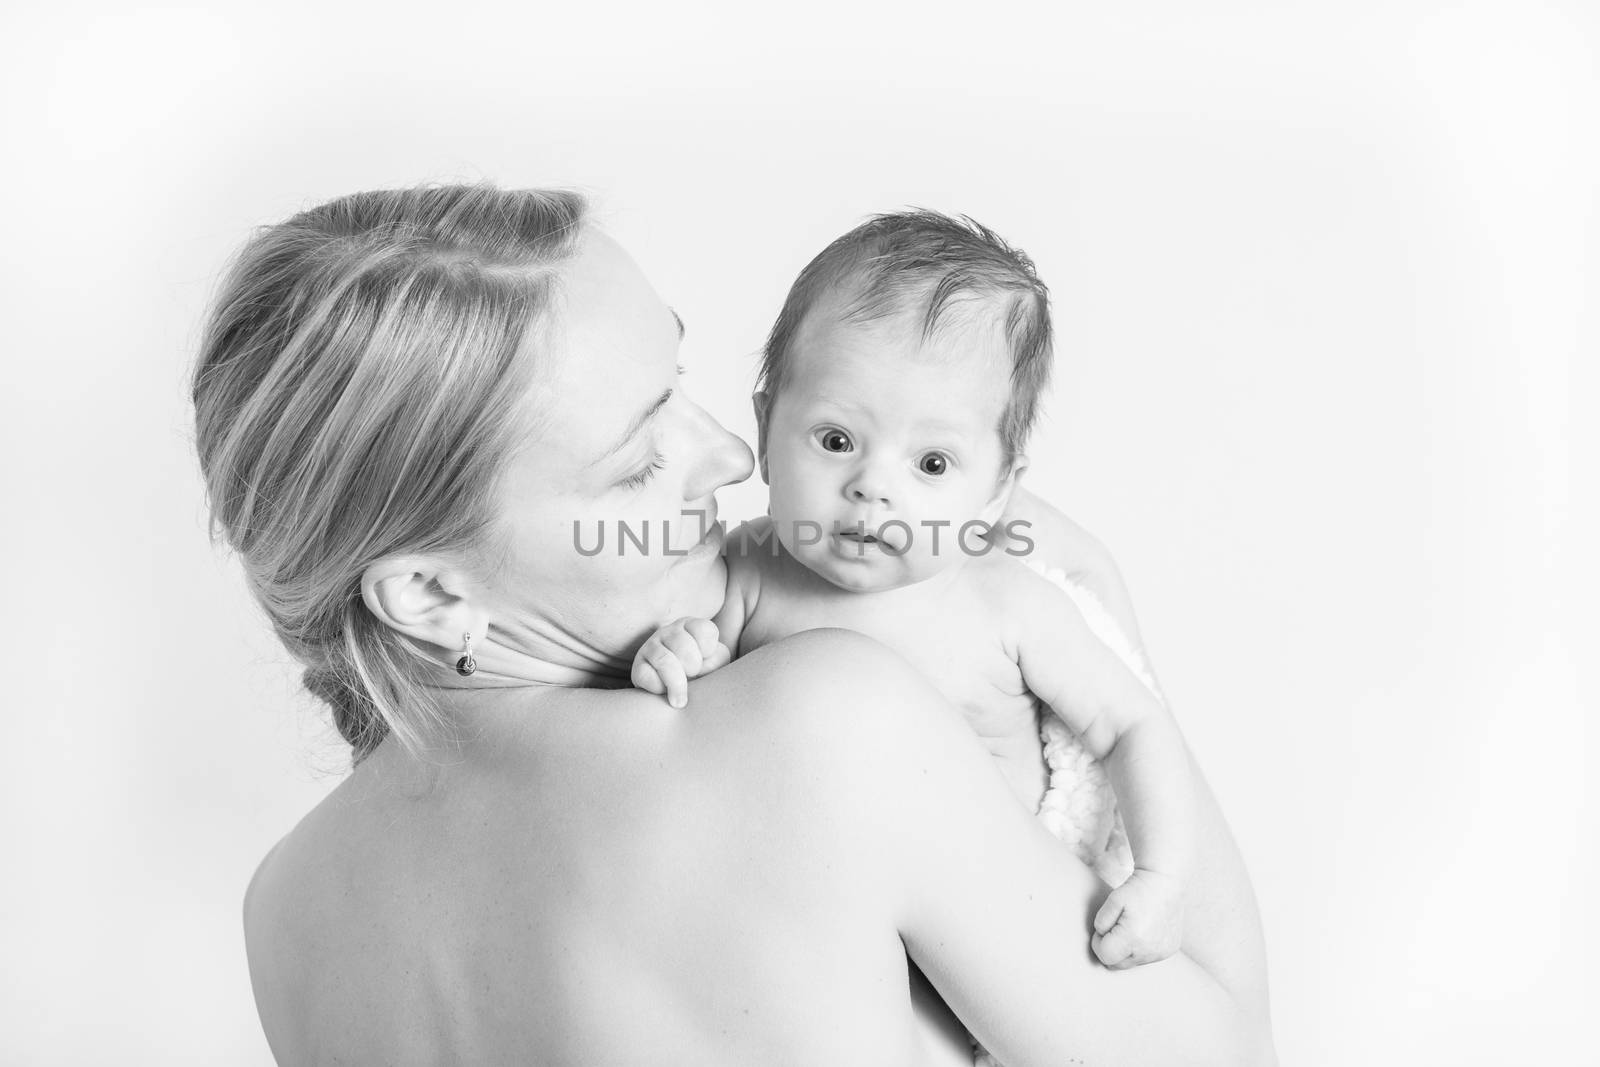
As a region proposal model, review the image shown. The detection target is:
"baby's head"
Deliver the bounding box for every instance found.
[755,211,1052,592]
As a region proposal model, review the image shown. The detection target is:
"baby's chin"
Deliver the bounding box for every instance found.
[815,566,917,595]
[802,548,948,595]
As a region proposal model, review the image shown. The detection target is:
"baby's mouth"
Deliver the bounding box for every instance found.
[834,523,907,553]
[834,529,882,556]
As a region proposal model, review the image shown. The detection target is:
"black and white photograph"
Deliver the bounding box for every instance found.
[2,2,1592,1064]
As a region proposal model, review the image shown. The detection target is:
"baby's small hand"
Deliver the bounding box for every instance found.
[1091,868,1185,969]
[630,618,731,709]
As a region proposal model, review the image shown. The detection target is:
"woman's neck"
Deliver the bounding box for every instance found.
[444,611,638,690]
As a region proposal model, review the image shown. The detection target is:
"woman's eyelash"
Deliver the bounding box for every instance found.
[618,452,667,490]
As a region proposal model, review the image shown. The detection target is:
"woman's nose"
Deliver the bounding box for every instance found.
[683,402,754,500]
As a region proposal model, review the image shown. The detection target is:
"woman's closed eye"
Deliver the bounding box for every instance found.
[617,452,667,490]
[610,368,687,492]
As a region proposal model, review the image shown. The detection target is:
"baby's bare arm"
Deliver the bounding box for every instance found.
[711,522,773,657]
[824,630,1270,1066]
[632,531,768,705]
[1009,570,1195,928]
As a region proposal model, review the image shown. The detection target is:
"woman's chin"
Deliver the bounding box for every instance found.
[683,555,730,618]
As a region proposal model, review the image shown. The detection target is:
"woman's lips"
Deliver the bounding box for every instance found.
[683,518,724,560]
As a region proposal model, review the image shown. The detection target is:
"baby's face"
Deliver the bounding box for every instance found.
[760,306,1018,593]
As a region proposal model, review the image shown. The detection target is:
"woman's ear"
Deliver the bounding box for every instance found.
[360,557,486,653]
[980,456,1029,527]
[751,390,772,485]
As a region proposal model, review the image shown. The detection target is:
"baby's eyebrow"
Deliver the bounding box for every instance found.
[808,396,974,439]
[809,394,863,415]
[910,416,974,438]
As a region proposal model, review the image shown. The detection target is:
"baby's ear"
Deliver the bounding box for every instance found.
[751,390,772,485]
[981,455,1028,527]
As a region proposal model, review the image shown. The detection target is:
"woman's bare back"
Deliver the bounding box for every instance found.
[246,631,1273,1066]
[245,645,928,1066]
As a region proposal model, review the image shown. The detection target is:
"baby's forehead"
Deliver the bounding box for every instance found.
[784,306,1013,431]
[837,274,1009,339]
[852,382,1002,437]
[798,297,1012,376]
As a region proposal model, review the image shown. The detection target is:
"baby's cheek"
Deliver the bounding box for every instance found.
[768,461,826,525]
[765,480,803,531]
[921,510,1000,572]
[765,481,827,560]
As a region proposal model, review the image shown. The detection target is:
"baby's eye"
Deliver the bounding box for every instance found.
[918,452,950,477]
[816,428,854,453]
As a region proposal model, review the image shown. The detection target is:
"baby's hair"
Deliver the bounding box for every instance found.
[759,210,1053,464]
[192,184,588,764]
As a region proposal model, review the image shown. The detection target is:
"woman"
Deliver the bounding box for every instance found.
[197,185,1274,1065]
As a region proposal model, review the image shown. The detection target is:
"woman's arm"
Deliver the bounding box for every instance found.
[894,694,1266,1065]
[775,631,1273,1067]
[995,496,1274,1034]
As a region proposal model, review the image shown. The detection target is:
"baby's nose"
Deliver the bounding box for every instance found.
[846,476,892,508]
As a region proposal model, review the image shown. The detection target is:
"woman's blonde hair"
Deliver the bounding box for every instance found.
[193,184,588,763]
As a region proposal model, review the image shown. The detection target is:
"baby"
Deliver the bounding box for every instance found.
[633,211,1193,973]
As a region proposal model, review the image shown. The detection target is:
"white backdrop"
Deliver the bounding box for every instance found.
[1,2,1592,1063]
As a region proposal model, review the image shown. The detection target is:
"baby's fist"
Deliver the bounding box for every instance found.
[630,618,731,709]
[1091,868,1185,969]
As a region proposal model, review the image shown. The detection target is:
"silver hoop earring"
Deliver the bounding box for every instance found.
[455,632,477,677]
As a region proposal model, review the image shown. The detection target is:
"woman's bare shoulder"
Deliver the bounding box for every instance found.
[241,756,416,957]
[241,778,359,961]
[243,804,318,946]
[690,629,986,825]
[241,810,328,1064]
[242,760,444,1063]
[709,628,944,743]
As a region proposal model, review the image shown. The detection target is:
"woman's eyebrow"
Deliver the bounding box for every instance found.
[670,309,685,339]
[594,388,673,465]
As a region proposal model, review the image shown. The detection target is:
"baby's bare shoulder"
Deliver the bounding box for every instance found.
[724,518,832,602]
[724,516,781,555]
[723,518,786,580]
[962,552,1060,608]
[954,555,1076,660]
